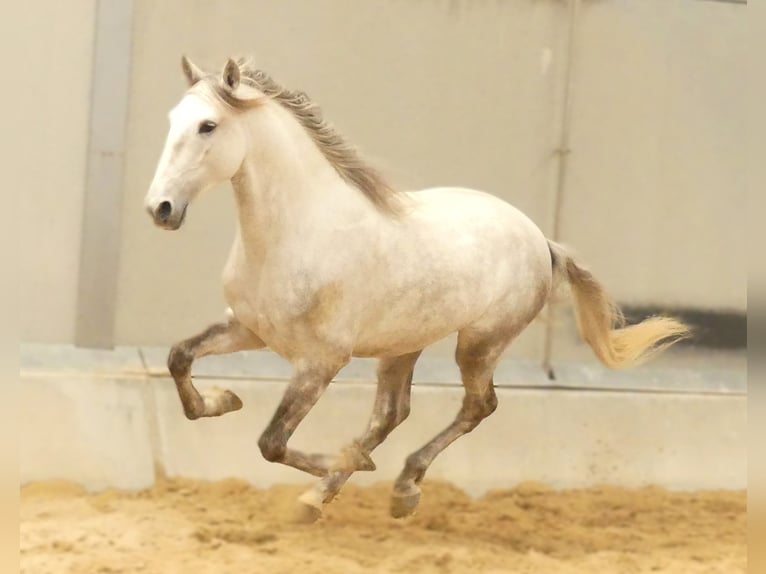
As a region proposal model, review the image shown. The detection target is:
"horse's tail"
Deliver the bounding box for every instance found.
[547,240,690,370]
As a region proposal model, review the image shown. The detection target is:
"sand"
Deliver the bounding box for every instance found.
[20,478,745,574]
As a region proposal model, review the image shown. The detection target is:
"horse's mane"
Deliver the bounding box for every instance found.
[203,59,402,216]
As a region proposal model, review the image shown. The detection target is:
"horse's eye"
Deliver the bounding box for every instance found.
[198,121,217,134]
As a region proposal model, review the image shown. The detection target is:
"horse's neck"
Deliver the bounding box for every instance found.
[230,103,374,257]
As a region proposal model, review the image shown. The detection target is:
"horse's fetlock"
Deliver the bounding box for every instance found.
[397,401,411,423]
[404,452,426,476]
[483,390,499,417]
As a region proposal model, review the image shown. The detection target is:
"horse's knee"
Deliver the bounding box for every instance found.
[258,433,286,463]
[167,345,193,379]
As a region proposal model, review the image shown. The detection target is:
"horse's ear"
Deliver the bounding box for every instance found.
[181,55,203,86]
[222,59,241,91]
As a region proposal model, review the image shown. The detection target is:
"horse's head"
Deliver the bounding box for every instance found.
[145,57,249,230]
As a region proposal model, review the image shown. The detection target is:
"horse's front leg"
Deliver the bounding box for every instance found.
[296,351,422,520]
[167,316,265,419]
[256,359,347,497]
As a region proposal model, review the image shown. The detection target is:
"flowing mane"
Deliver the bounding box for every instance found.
[202,59,402,215]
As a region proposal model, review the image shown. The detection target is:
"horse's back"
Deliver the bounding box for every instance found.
[401,186,551,274]
[407,185,552,302]
[404,187,547,242]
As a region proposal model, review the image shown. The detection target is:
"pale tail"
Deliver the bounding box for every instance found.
[548,241,690,370]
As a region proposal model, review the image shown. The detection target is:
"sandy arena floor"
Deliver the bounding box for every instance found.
[20,478,745,574]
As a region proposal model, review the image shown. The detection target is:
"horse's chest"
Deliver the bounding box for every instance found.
[223,271,285,329]
[223,261,345,354]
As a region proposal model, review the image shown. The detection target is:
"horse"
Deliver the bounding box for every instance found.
[143,56,689,522]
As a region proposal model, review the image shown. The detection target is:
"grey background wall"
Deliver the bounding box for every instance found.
[19,1,749,363]
[19,1,96,344]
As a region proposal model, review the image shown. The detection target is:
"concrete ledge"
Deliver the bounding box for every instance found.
[152,377,748,494]
[21,343,748,394]
[20,359,746,494]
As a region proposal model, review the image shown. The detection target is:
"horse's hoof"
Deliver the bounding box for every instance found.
[220,389,243,412]
[293,500,323,524]
[202,388,243,416]
[390,487,421,519]
[294,489,323,524]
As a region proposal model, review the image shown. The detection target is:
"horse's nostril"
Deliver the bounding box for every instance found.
[157,201,172,222]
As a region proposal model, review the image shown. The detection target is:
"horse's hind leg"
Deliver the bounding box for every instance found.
[296,350,422,521]
[390,328,514,518]
[167,315,265,419]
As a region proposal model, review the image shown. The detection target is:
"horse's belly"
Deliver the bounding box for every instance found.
[351,326,455,358]
[350,283,496,358]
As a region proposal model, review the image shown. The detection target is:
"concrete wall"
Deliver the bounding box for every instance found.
[19,0,750,353]
[560,0,747,310]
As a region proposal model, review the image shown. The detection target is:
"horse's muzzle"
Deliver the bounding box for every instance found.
[147,199,188,230]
